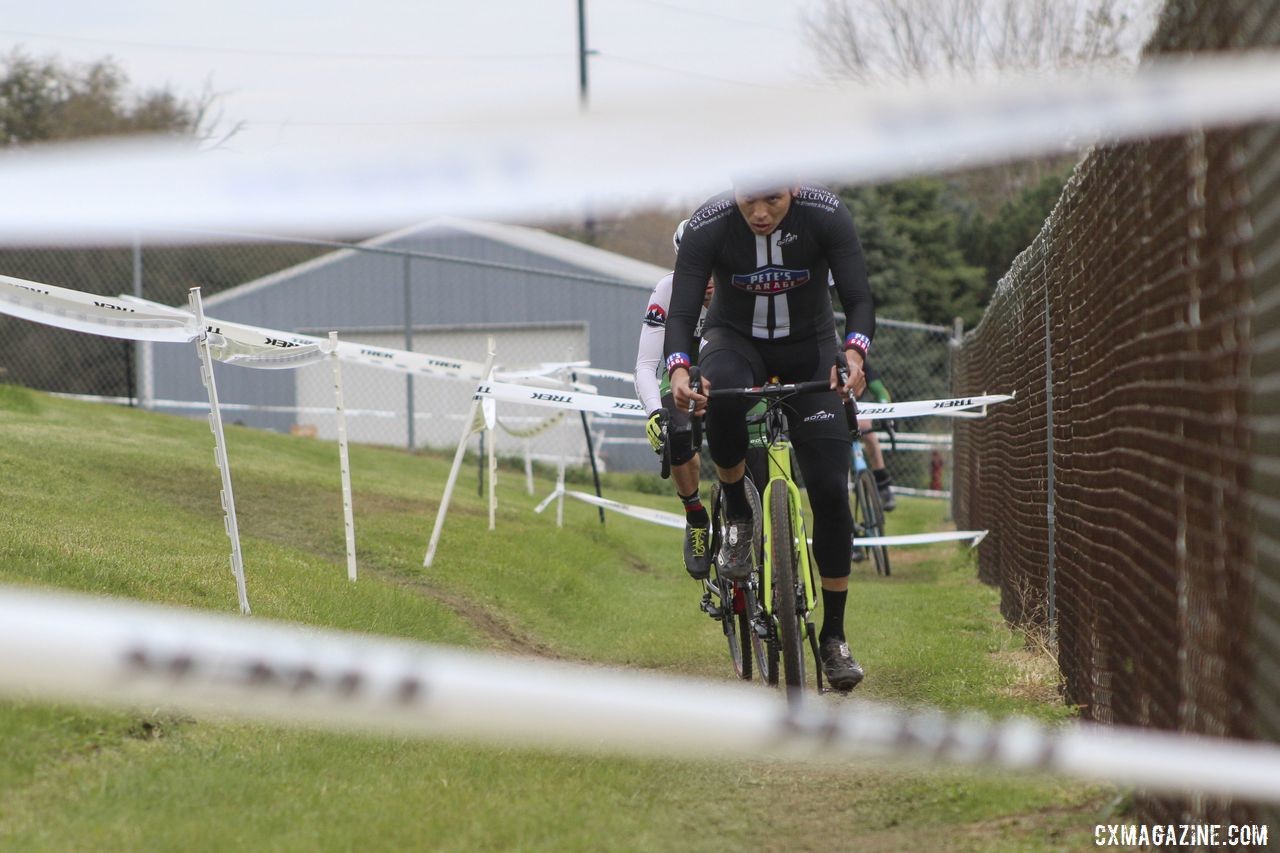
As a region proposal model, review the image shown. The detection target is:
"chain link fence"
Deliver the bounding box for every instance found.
[952,0,1280,827]
[860,317,959,497]
[0,242,326,395]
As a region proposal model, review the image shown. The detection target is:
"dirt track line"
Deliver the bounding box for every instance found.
[374,570,569,661]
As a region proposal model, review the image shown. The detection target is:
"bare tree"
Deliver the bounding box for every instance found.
[804,0,1162,85]
[0,50,240,149]
[801,0,1163,207]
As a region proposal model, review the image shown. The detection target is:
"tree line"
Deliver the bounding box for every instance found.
[839,165,1070,330]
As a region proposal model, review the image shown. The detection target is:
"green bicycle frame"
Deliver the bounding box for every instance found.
[759,437,819,618]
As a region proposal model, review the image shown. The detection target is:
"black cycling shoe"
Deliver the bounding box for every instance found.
[717,521,754,581]
[819,638,865,691]
[850,534,866,563]
[878,483,896,512]
[683,521,711,579]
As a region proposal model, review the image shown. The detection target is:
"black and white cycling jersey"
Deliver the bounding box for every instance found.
[663,185,874,373]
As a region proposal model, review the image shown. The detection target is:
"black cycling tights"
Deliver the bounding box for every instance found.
[793,437,855,581]
[700,330,853,580]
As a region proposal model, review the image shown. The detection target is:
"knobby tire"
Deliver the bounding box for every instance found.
[855,469,891,577]
[769,485,805,700]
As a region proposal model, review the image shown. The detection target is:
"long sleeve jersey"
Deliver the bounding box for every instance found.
[663,186,874,373]
[634,272,706,413]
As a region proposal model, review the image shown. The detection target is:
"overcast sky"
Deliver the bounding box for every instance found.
[0,1,821,151]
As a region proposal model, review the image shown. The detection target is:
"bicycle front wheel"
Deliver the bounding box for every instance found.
[854,470,891,577]
[769,485,806,700]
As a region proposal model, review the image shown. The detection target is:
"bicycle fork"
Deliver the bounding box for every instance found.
[760,477,819,621]
[759,469,822,688]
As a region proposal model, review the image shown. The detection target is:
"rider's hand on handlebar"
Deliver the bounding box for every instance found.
[670,367,709,416]
[831,362,865,399]
[837,349,867,398]
[645,410,668,455]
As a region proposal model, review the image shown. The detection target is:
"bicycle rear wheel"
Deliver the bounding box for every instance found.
[769,485,806,700]
[743,582,774,685]
[729,581,752,680]
[741,478,774,683]
[854,470,891,577]
[710,482,754,681]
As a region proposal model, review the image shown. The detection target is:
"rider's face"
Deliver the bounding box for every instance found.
[734,187,793,235]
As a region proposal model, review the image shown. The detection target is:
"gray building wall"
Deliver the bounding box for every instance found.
[150,219,667,471]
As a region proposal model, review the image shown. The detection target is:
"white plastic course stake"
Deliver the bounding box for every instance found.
[484,339,498,532]
[424,344,498,568]
[523,440,535,496]
[556,457,566,528]
[330,332,358,581]
[487,410,497,532]
[189,287,250,615]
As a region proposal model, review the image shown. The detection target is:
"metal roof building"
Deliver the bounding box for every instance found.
[149,217,670,471]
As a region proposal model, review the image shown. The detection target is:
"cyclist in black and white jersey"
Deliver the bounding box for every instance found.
[665,181,874,689]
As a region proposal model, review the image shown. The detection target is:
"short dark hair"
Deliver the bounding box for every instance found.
[730,173,794,196]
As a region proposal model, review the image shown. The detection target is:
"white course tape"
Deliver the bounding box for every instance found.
[333,339,490,381]
[890,487,953,500]
[210,331,329,370]
[0,274,196,343]
[552,364,637,384]
[934,409,990,420]
[540,489,686,529]
[875,440,947,455]
[2,586,1280,802]
[854,530,988,548]
[120,294,588,392]
[113,295,332,369]
[855,395,1012,420]
[874,432,952,446]
[474,381,647,418]
[120,295,493,379]
[545,489,985,548]
[3,56,1280,243]
[8,277,1003,421]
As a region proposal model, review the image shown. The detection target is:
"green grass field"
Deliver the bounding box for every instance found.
[0,386,1112,850]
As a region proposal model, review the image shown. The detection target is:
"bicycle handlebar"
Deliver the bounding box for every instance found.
[658,410,672,480]
[707,379,834,400]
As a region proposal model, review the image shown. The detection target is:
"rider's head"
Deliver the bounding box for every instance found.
[732,181,794,236]
[673,218,715,307]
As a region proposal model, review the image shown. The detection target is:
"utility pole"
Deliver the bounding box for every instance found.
[577,0,597,242]
[577,0,590,110]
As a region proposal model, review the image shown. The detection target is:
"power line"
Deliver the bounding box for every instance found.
[595,54,779,89]
[618,0,802,36]
[0,29,568,63]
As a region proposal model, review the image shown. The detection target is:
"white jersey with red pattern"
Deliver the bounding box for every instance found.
[634,272,707,414]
